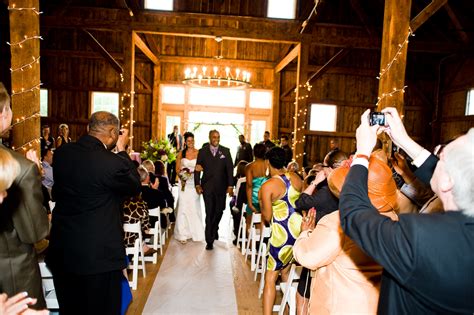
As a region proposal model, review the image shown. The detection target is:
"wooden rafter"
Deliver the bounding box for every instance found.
[306,48,350,85]
[349,0,378,37]
[159,55,275,69]
[410,0,448,32]
[275,44,300,73]
[144,33,160,56]
[134,72,152,92]
[133,32,159,65]
[82,29,123,74]
[444,4,470,44]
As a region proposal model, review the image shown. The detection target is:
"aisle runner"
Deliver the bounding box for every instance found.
[143,208,238,314]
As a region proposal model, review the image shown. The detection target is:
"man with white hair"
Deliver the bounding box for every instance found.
[340,107,474,314]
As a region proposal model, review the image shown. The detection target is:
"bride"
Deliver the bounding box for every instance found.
[174,132,205,243]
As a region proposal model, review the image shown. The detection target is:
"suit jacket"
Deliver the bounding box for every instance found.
[46,135,141,275]
[194,145,233,195]
[234,142,253,166]
[0,144,48,308]
[282,144,293,166]
[141,185,167,209]
[168,132,183,151]
[340,155,474,314]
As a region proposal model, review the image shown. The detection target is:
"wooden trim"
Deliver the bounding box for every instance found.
[134,72,152,92]
[133,31,160,65]
[272,72,281,137]
[159,55,275,69]
[274,44,300,73]
[41,84,152,95]
[410,0,448,32]
[440,116,474,123]
[152,64,161,139]
[306,48,350,84]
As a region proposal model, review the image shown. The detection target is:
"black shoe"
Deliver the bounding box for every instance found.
[205,243,214,250]
[232,239,237,246]
[214,234,219,240]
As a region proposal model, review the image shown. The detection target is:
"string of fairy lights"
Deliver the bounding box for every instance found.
[6,4,43,152]
[289,28,415,160]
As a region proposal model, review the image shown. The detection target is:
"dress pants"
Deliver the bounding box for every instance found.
[52,268,122,315]
[167,161,177,185]
[203,192,226,245]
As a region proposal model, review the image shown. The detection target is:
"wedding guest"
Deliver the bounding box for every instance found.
[0,83,49,310]
[41,148,54,192]
[142,159,158,187]
[230,160,248,244]
[280,135,293,166]
[55,123,71,149]
[234,134,253,167]
[261,131,275,151]
[0,292,48,315]
[138,166,168,230]
[260,147,303,315]
[167,125,183,185]
[294,153,398,315]
[245,143,267,224]
[340,108,474,314]
[40,125,55,151]
[46,112,140,314]
[287,161,303,179]
[154,160,175,210]
[0,148,20,204]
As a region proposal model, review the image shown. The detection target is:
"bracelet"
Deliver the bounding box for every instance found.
[354,154,370,161]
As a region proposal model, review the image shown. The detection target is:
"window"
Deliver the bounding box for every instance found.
[40,89,48,117]
[267,0,296,19]
[166,116,181,136]
[249,90,272,109]
[309,104,337,132]
[144,0,173,11]
[250,120,266,145]
[162,86,185,105]
[189,87,245,108]
[466,88,474,116]
[91,92,119,116]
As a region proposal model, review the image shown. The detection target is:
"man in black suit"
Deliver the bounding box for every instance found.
[280,135,293,166]
[46,111,141,314]
[167,125,183,185]
[234,134,253,166]
[194,130,234,250]
[339,108,474,314]
[261,130,276,151]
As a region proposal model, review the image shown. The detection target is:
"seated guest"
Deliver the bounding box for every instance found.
[41,148,54,193]
[138,166,168,229]
[230,160,248,244]
[340,108,474,314]
[142,159,157,184]
[260,147,303,315]
[245,143,268,218]
[154,160,175,210]
[294,152,398,315]
[287,160,303,179]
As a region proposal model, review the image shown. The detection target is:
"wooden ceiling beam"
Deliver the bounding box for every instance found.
[134,72,152,92]
[443,4,470,44]
[349,0,379,37]
[158,55,275,69]
[410,0,448,32]
[82,29,124,74]
[306,48,350,84]
[132,32,159,65]
[275,44,300,73]
[144,33,161,56]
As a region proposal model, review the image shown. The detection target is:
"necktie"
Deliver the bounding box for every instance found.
[211,146,217,156]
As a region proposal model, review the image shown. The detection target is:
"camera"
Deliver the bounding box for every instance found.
[369,112,385,126]
[119,130,123,135]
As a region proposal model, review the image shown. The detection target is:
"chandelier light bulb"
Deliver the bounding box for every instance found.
[235,68,240,79]
[202,66,207,76]
[225,67,230,78]
[213,66,218,76]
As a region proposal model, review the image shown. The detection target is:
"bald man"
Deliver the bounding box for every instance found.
[46,111,141,314]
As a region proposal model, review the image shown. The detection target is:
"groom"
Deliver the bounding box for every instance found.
[194,130,234,250]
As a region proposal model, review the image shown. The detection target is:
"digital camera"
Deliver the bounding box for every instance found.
[369,112,385,126]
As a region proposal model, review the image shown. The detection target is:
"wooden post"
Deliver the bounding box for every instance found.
[8,0,41,153]
[130,33,135,152]
[122,31,132,146]
[377,0,412,113]
[152,64,161,140]
[293,38,309,166]
[272,72,281,137]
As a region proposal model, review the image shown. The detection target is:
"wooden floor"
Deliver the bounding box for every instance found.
[126,228,263,315]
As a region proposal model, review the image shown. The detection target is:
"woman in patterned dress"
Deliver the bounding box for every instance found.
[260,147,303,315]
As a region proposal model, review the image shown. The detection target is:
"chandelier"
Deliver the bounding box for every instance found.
[183,66,251,88]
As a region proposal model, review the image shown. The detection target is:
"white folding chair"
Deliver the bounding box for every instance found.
[125,238,140,290]
[245,213,262,271]
[273,264,302,315]
[236,203,247,254]
[254,226,271,281]
[38,262,59,310]
[123,222,146,278]
[258,242,268,299]
[145,207,164,263]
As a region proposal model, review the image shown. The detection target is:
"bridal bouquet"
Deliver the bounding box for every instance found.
[178,167,193,191]
[140,139,177,163]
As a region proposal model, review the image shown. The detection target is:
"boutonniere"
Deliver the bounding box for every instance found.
[218,151,222,155]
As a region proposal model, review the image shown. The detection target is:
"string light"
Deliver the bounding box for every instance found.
[11,82,42,96]
[7,4,42,15]
[376,28,415,80]
[7,35,43,47]
[10,56,40,73]
[11,138,41,152]
[375,86,408,106]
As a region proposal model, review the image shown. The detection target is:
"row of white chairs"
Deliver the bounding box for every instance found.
[38,207,169,311]
[236,203,302,315]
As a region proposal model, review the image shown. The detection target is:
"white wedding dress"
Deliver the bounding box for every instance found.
[174,158,205,242]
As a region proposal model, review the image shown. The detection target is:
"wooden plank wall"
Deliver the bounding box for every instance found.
[438,56,474,143]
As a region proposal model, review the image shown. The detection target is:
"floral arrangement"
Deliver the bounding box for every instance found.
[178,167,193,191]
[140,139,177,164]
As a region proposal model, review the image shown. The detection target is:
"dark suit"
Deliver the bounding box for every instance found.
[167,132,183,185]
[234,142,253,166]
[0,145,48,309]
[141,185,168,229]
[194,145,233,245]
[261,139,276,151]
[46,135,141,314]
[281,144,293,166]
[340,155,474,314]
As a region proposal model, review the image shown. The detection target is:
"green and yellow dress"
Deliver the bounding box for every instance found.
[267,173,302,271]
